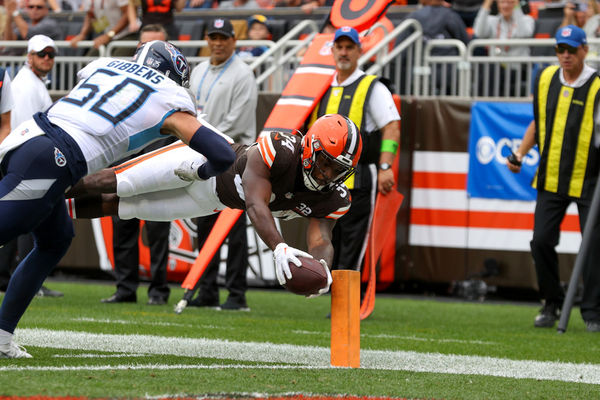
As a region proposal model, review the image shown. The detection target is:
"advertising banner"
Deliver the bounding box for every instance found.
[467,102,539,200]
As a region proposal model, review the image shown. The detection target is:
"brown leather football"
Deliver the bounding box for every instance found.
[283,256,328,296]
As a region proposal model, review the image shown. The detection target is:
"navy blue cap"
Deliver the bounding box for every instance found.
[334,26,360,45]
[556,25,587,48]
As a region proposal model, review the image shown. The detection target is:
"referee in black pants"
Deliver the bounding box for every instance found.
[508,25,600,331]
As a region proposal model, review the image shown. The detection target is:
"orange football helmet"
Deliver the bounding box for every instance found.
[301,114,362,191]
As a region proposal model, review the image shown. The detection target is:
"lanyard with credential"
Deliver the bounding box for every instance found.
[196,55,235,106]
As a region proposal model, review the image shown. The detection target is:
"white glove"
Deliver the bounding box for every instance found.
[174,160,202,182]
[273,243,312,285]
[306,259,333,298]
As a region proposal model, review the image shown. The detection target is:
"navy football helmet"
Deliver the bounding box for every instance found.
[133,40,190,88]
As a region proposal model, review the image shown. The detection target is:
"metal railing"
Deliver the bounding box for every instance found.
[3,22,600,99]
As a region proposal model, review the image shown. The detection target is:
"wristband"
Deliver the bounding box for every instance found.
[380,139,399,154]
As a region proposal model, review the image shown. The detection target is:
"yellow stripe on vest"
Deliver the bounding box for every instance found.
[544,86,573,193]
[569,76,600,197]
[349,75,377,130]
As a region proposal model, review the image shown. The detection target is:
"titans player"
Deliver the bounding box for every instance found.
[0,41,235,358]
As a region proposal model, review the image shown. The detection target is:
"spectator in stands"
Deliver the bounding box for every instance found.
[127,0,185,41]
[237,14,271,59]
[187,18,258,311]
[100,26,173,306]
[401,0,470,55]
[272,0,328,12]
[309,27,400,279]
[0,35,63,298]
[450,0,484,27]
[473,0,534,95]
[218,0,259,9]
[397,0,470,94]
[184,0,215,8]
[560,2,589,29]
[69,0,136,55]
[473,0,534,56]
[4,0,62,43]
[584,1,600,61]
[507,25,600,332]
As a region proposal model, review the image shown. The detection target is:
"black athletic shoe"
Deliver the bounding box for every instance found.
[586,320,600,332]
[147,296,167,306]
[188,297,220,308]
[220,298,250,311]
[37,286,64,297]
[534,303,560,328]
[101,293,137,303]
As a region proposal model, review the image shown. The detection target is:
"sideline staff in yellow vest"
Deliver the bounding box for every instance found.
[309,26,401,271]
[507,25,600,332]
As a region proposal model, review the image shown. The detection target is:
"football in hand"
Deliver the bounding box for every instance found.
[283,256,328,296]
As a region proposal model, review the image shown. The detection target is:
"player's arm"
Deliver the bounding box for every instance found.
[507,120,536,173]
[243,145,312,286]
[306,217,335,267]
[243,146,284,250]
[163,111,235,179]
[378,119,400,195]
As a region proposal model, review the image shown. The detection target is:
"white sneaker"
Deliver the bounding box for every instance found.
[0,340,32,358]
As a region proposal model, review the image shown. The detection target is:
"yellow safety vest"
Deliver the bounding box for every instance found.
[534,65,600,199]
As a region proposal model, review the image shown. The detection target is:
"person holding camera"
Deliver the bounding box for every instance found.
[506,25,600,332]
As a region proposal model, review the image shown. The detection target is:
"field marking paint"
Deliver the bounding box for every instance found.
[52,353,146,358]
[292,330,496,345]
[73,317,230,330]
[0,363,327,371]
[11,328,600,385]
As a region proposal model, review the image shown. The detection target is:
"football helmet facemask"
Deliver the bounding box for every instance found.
[301,114,362,192]
[133,40,190,88]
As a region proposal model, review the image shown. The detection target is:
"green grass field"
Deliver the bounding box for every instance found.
[1,280,600,399]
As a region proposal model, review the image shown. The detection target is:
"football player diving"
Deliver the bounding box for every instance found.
[65,114,363,301]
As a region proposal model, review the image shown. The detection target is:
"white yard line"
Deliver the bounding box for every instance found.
[292,330,496,345]
[6,328,600,385]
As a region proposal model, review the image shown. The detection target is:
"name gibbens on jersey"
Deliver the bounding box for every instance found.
[216,131,351,220]
[47,57,196,175]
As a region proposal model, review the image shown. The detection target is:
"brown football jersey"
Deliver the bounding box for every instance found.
[215,132,351,220]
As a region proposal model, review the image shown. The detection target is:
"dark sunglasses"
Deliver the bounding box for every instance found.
[35,50,55,58]
[555,45,579,55]
[27,5,46,9]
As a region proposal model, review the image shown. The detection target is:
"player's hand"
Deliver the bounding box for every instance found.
[273,243,312,285]
[174,160,201,181]
[306,259,333,298]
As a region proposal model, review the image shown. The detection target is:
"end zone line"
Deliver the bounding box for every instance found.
[13,328,600,385]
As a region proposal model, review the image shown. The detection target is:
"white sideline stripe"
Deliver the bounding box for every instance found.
[0,363,327,372]
[73,317,229,329]
[12,328,600,384]
[53,353,146,358]
[292,330,496,345]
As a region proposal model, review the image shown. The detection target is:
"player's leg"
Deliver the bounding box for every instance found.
[114,142,205,198]
[118,177,224,221]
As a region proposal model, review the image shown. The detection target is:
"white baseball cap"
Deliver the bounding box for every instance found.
[27,35,57,53]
